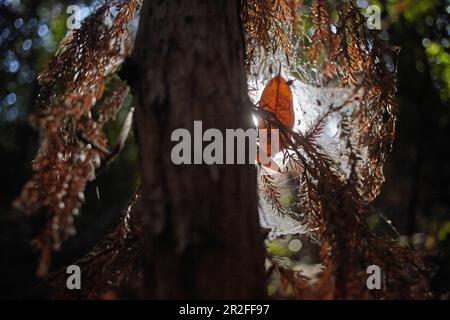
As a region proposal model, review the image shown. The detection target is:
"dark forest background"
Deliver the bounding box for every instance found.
[0,0,449,298]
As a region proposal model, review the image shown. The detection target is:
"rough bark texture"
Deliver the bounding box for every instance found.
[132,0,266,299]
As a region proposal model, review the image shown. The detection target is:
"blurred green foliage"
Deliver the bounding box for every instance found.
[387,0,450,100]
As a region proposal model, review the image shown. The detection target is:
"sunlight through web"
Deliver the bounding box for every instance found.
[249,49,376,239]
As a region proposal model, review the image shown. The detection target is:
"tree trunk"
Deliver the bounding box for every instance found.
[132,0,266,299]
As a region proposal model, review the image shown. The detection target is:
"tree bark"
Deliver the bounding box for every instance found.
[132,0,266,299]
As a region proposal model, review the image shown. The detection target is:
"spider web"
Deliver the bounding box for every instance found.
[248,49,374,239]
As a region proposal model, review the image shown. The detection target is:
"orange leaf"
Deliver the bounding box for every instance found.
[258,75,294,130]
[256,75,294,169]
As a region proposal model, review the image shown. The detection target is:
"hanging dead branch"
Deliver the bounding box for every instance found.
[13,0,142,276]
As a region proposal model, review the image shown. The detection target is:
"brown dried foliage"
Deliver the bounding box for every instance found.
[255,100,428,298]
[308,0,334,60]
[268,256,310,297]
[36,193,143,299]
[241,0,300,64]
[255,0,429,299]
[13,0,142,276]
[17,0,429,299]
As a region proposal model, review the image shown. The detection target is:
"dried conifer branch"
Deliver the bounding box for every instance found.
[308,0,333,61]
[252,86,429,298]
[241,0,299,64]
[35,192,143,299]
[267,255,310,297]
[13,0,142,276]
[259,173,286,216]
